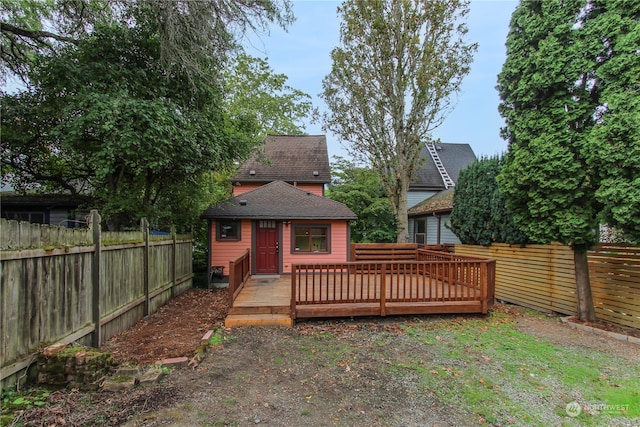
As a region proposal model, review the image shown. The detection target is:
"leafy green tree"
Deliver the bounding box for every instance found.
[449,156,528,246]
[321,0,476,243]
[223,54,315,137]
[496,0,638,321]
[1,0,293,82]
[327,158,396,243]
[1,24,258,231]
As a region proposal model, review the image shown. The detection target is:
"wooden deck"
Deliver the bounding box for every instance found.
[223,246,495,328]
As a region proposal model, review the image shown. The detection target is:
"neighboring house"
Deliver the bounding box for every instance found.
[407,143,476,245]
[0,191,90,228]
[201,135,357,278]
[408,187,460,245]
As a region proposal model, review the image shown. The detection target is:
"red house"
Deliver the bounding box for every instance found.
[201,135,356,281]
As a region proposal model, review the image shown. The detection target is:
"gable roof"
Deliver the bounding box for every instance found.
[410,143,476,190]
[201,180,357,220]
[234,135,330,184]
[408,187,455,216]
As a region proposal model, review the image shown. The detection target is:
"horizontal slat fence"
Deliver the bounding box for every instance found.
[0,212,193,388]
[588,244,640,329]
[455,243,640,330]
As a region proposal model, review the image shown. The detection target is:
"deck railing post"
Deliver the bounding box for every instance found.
[290,265,297,320]
[480,262,488,313]
[228,259,236,308]
[380,263,387,316]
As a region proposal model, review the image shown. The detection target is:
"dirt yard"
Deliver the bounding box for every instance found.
[6,288,640,427]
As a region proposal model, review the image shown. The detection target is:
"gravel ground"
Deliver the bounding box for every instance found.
[5,290,639,427]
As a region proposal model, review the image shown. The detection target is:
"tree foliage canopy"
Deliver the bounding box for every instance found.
[327,157,396,243]
[497,0,639,246]
[1,24,259,230]
[449,156,529,246]
[321,0,476,242]
[1,0,293,83]
[223,54,315,137]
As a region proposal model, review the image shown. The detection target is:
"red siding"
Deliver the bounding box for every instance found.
[282,220,349,273]
[209,219,350,274]
[210,220,253,269]
[232,182,324,196]
[232,183,262,196]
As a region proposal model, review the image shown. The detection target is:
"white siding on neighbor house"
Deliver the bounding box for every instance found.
[439,214,460,244]
[407,190,437,209]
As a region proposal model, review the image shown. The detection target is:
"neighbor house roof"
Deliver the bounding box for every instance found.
[0,192,92,208]
[201,180,357,220]
[410,143,476,190]
[234,134,330,184]
[408,187,455,216]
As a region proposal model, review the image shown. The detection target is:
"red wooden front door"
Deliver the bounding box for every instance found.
[256,220,278,274]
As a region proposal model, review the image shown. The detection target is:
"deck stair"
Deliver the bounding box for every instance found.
[426,143,455,189]
[224,276,293,327]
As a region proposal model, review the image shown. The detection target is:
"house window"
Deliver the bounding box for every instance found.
[293,225,329,253]
[1,211,45,224]
[217,220,241,241]
[414,219,426,245]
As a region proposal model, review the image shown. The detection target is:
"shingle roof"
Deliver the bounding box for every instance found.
[408,187,455,216]
[410,143,476,190]
[234,135,330,184]
[201,180,357,220]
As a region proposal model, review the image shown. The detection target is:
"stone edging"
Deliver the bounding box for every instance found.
[561,317,640,345]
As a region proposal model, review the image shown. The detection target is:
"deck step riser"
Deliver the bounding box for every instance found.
[229,306,290,315]
[225,314,293,328]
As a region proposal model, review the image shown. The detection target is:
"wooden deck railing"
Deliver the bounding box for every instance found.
[228,249,251,307]
[291,254,496,319]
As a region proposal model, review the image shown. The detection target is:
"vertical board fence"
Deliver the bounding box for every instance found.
[454,243,640,330]
[0,212,193,387]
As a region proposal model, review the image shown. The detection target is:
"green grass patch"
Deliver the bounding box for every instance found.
[395,312,640,426]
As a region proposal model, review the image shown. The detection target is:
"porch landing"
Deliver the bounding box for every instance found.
[224,276,293,328]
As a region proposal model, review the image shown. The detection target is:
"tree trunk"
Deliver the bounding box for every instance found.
[395,184,409,243]
[573,244,595,322]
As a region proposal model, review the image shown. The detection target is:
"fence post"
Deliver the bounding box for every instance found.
[142,218,150,316]
[90,210,102,347]
[171,226,177,298]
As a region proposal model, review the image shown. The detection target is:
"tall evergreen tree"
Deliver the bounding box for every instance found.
[496,0,639,321]
[449,156,528,246]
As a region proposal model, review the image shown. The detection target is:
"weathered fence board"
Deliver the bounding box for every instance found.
[455,243,640,330]
[1,213,193,387]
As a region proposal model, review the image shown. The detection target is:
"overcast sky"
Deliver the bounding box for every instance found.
[244,0,519,161]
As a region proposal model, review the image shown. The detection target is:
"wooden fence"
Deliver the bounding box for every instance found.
[0,212,193,387]
[455,243,640,330]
